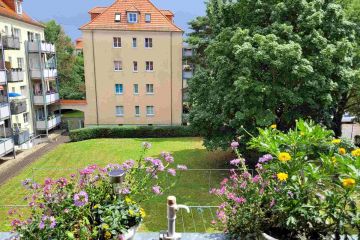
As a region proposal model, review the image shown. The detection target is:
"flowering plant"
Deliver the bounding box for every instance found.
[212,120,360,239]
[9,143,187,239]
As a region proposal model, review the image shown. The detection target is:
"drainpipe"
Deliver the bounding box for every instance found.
[170,32,173,126]
[39,41,48,136]
[91,31,99,126]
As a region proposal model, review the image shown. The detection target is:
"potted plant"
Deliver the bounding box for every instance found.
[211,120,359,239]
[9,142,187,239]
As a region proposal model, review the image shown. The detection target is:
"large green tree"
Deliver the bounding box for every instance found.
[44,20,85,100]
[189,0,358,149]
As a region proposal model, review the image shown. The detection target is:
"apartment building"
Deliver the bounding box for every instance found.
[80,0,183,127]
[0,0,60,157]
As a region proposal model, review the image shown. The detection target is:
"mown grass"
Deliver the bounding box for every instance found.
[0,138,232,232]
[61,110,84,118]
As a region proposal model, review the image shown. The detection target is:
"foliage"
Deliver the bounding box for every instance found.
[69,126,199,142]
[212,120,359,239]
[9,144,187,239]
[43,20,85,100]
[188,0,359,150]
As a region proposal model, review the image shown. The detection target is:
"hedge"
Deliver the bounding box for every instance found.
[69,126,200,142]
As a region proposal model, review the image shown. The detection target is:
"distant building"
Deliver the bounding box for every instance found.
[80,0,183,127]
[0,0,60,156]
[182,43,195,124]
[75,37,83,54]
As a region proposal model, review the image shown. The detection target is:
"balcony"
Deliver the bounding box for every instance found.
[2,36,20,50]
[27,41,56,53]
[36,115,61,130]
[7,69,24,82]
[10,100,27,115]
[183,70,193,79]
[183,48,194,58]
[0,69,6,85]
[0,103,10,120]
[30,68,57,80]
[0,138,14,157]
[33,92,59,105]
[13,129,30,145]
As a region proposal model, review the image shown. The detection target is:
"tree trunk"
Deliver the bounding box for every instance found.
[332,93,348,138]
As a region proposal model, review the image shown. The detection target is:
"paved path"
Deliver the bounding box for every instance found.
[0,134,69,186]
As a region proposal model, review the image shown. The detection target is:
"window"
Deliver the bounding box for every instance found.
[116,106,124,116]
[132,38,137,48]
[23,113,28,123]
[133,84,139,94]
[17,58,24,69]
[145,38,153,48]
[14,28,21,41]
[20,86,26,96]
[146,84,154,94]
[135,106,140,116]
[115,13,121,22]
[113,37,122,48]
[146,61,154,71]
[4,26,9,35]
[145,14,151,23]
[115,84,123,94]
[133,61,138,72]
[27,31,34,41]
[35,33,41,41]
[146,106,154,116]
[114,61,122,71]
[127,12,138,23]
[15,0,22,14]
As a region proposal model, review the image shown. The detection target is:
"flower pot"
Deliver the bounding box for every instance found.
[122,225,140,240]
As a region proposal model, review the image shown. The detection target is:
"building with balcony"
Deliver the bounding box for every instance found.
[0,0,61,154]
[81,0,183,127]
[182,43,196,125]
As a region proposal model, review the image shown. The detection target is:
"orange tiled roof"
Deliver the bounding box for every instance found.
[75,37,83,50]
[88,6,107,14]
[0,0,44,28]
[80,0,182,32]
[160,10,174,16]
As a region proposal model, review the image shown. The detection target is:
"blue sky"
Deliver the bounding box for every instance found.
[23,0,206,41]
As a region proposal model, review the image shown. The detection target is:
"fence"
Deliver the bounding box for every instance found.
[0,168,237,233]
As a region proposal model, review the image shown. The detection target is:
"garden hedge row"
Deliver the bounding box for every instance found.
[69,126,200,142]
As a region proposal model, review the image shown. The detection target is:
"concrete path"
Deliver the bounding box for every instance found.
[0,133,69,186]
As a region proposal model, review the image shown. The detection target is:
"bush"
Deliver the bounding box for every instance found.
[69,126,199,142]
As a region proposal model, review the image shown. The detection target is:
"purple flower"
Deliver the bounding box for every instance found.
[270,199,276,208]
[234,197,246,204]
[230,141,239,149]
[167,168,176,176]
[73,191,88,207]
[258,154,273,163]
[79,168,94,176]
[121,160,135,170]
[150,159,165,171]
[21,178,32,187]
[142,142,152,149]
[252,175,261,183]
[39,215,56,229]
[177,165,188,171]
[165,155,174,163]
[152,185,162,195]
[255,163,263,170]
[221,178,228,185]
[121,188,130,194]
[11,219,21,227]
[56,178,68,188]
[230,159,242,166]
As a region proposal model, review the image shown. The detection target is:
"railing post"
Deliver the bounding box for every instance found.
[108,169,125,198]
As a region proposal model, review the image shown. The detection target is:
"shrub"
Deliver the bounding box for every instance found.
[69,126,199,142]
[212,120,359,239]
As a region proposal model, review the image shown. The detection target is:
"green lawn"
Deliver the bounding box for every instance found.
[0,138,232,232]
[61,110,84,118]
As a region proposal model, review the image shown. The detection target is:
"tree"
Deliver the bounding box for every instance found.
[189,0,358,149]
[43,20,86,100]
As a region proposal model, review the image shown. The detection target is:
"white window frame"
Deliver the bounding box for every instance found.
[115,13,121,22]
[133,84,139,95]
[114,61,123,71]
[145,14,151,23]
[135,106,140,117]
[127,12,138,23]
[146,106,155,116]
[132,38,137,48]
[146,84,154,94]
[115,84,123,95]
[15,1,22,14]
[116,106,124,117]
[145,38,153,48]
[14,28,21,41]
[23,113,28,123]
[146,61,154,72]
[113,37,122,48]
[133,61,138,72]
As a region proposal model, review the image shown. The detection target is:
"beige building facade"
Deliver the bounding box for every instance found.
[81,0,183,127]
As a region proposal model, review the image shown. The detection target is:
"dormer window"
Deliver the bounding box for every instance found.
[127,12,138,23]
[15,0,22,15]
[115,13,121,22]
[145,14,151,23]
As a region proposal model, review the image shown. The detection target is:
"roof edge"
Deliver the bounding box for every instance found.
[0,12,44,28]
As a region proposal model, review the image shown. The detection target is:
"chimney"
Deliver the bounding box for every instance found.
[90,13,100,20]
[165,14,173,22]
[3,0,16,12]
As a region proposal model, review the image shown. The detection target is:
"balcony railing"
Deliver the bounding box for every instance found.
[30,68,57,80]
[183,70,193,79]
[10,100,27,115]
[0,69,6,85]
[183,49,194,57]
[0,138,14,157]
[0,103,10,120]
[33,92,59,105]
[7,69,24,82]
[2,36,20,50]
[36,115,61,130]
[27,41,56,53]
[13,129,30,145]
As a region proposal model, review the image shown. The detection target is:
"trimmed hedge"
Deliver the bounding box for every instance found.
[69,126,200,142]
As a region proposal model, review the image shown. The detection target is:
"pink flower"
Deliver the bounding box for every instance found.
[221,178,228,185]
[270,199,276,208]
[230,141,239,149]
[167,168,176,176]
[142,142,152,149]
[177,165,188,171]
[252,175,261,183]
[234,197,246,204]
[152,185,162,195]
[230,159,241,166]
[73,191,88,207]
[165,155,174,163]
[240,181,247,189]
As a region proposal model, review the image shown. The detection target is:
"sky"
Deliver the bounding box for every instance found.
[22,0,206,41]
